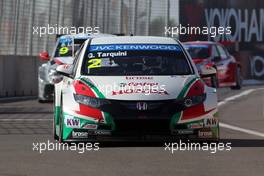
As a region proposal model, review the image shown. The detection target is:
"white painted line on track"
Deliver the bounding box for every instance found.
[218,88,264,107]
[218,88,264,138]
[220,122,264,138]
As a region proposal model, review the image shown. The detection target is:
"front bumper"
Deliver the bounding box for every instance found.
[58,109,219,142]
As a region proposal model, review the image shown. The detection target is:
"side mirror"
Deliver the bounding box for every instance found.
[39,51,50,61]
[212,56,221,62]
[200,66,216,78]
[56,64,73,77]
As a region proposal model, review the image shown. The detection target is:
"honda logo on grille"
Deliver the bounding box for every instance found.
[136,102,148,110]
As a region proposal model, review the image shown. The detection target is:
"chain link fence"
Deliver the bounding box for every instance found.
[0,0,179,56]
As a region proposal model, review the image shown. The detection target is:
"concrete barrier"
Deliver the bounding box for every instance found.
[0,55,42,97]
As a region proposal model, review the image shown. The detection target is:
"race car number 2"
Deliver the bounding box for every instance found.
[88,58,102,69]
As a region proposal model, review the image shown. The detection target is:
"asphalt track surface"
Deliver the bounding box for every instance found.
[0,85,264,176]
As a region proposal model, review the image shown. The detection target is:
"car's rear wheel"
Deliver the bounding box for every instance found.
[231,67,242,90]
[211,74,219,88]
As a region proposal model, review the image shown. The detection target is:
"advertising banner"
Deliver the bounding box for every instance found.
[179,0,264,80]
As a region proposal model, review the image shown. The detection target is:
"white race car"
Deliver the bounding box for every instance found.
[38,33,114,102]
[54,36,219,142]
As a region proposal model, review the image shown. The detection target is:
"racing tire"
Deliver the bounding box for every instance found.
[211,74,219,88]
[231,67,242,90]
[58,97,64,143]
[53,97,59,140]
[38,98,52,103]
[53,120,59,141]
[214,125,220,142]
[38,99,47,103]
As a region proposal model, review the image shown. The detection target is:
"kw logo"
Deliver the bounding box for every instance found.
[204,118,218,127]
[65,116,80,128]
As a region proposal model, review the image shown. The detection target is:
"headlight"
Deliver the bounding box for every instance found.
[183,94,206,108]
[74,94,110,108]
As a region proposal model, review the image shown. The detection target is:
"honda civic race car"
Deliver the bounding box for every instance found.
[54,36,219,142]
[183,41,242,89]
[38,33,113,102]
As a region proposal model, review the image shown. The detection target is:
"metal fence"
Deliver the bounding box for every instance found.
[0,0,179,56]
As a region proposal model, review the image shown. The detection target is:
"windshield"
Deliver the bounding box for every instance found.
[184,44,210,59]
[81,44,192,76]
[54,38,87,57]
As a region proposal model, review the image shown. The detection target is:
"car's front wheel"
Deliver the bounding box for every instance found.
[53,96,59,140]
[58,97,64,143]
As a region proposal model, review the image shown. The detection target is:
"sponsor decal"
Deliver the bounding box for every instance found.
[59,37,72,44]
[64,115,80,128]
[89,44,181,52]
[119,82,159,87]
[198,129,213,138]
[204,118,218,127]
[88,51,127,58]
[112,88,168,95]
[126,76,153,80]
[188,122,204,129]
[83,124,98,130]
[72,131,88,138]
[72,130,111,138]
[113,82,168,95]
[173,129,194,135]
[112,89,168,95]
[94,130,111,135]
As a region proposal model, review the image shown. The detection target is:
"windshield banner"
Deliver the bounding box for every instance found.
[89,44,181,52]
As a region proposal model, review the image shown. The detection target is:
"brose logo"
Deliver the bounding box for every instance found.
[72,131,88,138]
[198,129,213,138]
